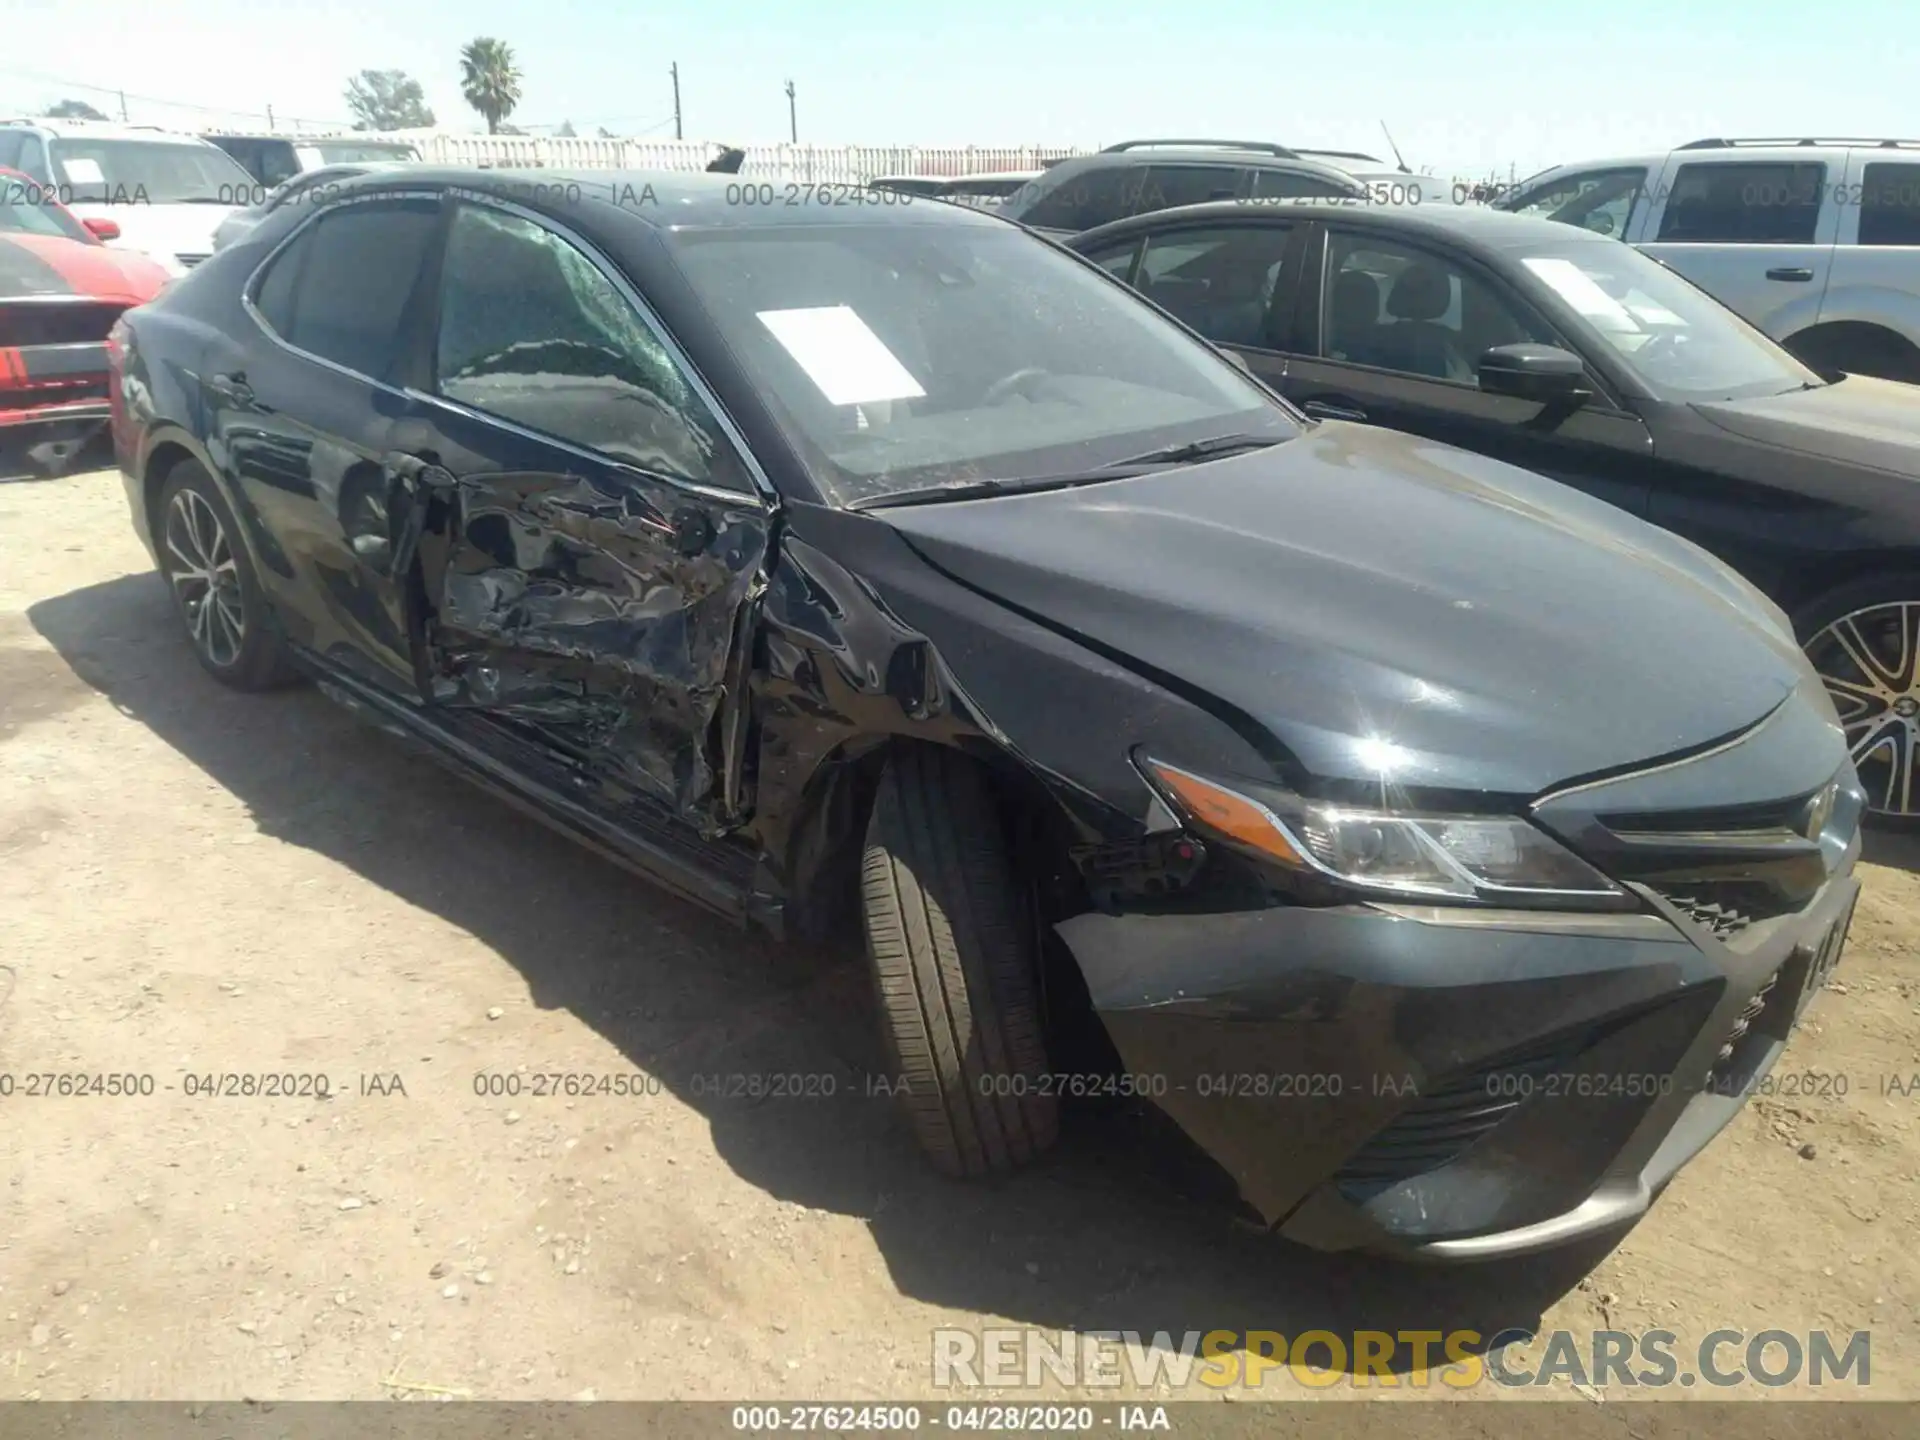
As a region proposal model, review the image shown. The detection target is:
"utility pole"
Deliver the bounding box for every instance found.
[784,79,796,143]
[670,63,682,140]
[266,104,275,133]
[118,90,128,122]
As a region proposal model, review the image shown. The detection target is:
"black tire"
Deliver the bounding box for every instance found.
[155,462,300,691]
[1794,571,1920,824]
[859,745,1059,1176]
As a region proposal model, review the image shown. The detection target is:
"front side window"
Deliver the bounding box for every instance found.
[49,139,256,203]
[664,220,1296,506]
[434,204,743,489]
[1503,166,1647,238]
[1859,162,1920,247]
[1319,232,1551,382]
[1132,224,1295,348]
[1656,162,1824,244]
[251,196,439,381]
[1509,232,1820,399]
[1081,239,1140,281]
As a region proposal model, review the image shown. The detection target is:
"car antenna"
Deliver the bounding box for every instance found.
[1380,121,1410,174]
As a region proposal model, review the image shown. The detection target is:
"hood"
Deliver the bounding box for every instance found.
[66,202,236,276]
[1693,375,1920,477]
[879,422,1813,797]
[0,231,170,304]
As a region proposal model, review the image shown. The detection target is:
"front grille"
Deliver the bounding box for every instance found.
[0,301,127,348]
[1707,900,1854,1095]
[1661,894,1754,939]
[1336,1031,1588,1197]
[1596,785,1844,938]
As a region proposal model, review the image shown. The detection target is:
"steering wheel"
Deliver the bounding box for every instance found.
[1634,329,1684,369]
[981,366,1050,406]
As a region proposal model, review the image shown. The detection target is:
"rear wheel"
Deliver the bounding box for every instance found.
[1796,574,1920,821]
[859,745,1059,1176]
[156,463,299,691]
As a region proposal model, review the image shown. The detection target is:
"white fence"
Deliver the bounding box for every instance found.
[348,133,1088,182]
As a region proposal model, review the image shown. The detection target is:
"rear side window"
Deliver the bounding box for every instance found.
[433,203,744,489]
[1859,163,1920,247]
[1018,162,1241,231]
[250,196,439,381]
[1656,162,1824,244]
[1247,168,1358,201]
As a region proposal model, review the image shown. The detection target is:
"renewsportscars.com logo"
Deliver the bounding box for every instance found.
[931,1327,1872,1390]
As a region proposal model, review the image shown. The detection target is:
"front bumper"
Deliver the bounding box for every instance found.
[1057,856,1857,1260]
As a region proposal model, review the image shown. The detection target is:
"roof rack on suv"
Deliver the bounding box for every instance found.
[1101,139,1301,159]
[1292,148,1383,164]
[1679,136,1920,150]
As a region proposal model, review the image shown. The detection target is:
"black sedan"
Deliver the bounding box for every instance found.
[108,169,1862,1260]
[1069,199,1920,821]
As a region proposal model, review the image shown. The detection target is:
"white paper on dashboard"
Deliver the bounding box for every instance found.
[62,158,106,185]
[756,305,926,406]
[1521,257,1634,327]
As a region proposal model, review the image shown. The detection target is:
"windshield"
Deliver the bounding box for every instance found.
[49,139,255,203]
[0,185,91,241]
[310,142,420,164]
[1507,235,1822,400]
[665,222,1296,506]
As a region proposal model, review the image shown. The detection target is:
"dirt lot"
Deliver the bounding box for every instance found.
[2,465,1919,1404]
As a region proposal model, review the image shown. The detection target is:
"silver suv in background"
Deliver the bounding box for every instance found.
[1495,138,1920,382]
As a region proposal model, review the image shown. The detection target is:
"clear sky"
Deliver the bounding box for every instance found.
[2,1,1916,179]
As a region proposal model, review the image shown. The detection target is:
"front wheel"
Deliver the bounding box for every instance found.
[156,463,299,690]
[859,746,1059,1177]
[1796,574,1920,822]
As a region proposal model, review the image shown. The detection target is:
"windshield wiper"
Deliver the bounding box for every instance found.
[851,473,1129,511]
[1102,431,1282,467]
[849,432,1285,511]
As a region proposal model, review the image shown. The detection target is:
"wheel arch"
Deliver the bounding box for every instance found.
[772,728,1089,950]
[1781,319,1920,380]
[1780,549,1920,631]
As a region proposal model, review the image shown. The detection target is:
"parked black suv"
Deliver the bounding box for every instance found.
[996,140,1368,236]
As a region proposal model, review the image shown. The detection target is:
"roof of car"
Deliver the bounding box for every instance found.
[324,166,1013,230]
[1067,197,1612,250]
[1054,146,1356,178]
[0,117,222,144]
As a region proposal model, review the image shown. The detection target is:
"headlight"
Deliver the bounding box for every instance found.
[1143,759,1630,907]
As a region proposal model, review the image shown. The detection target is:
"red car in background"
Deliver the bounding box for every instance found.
[1,168,169,474]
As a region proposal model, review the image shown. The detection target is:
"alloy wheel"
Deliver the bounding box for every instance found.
[1805,601,1920,816]
[164,488,247,669]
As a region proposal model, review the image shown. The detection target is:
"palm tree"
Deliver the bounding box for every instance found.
[459,37,522,135]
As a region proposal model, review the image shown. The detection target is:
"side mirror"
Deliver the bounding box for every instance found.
[83,217,121,242]
[1478,343,1591,405]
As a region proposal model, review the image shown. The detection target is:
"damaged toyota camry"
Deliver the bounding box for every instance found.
[108,169,1864,1260]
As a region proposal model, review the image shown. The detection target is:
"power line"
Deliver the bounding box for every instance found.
[0,64,353,130]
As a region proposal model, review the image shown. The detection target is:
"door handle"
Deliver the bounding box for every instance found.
[382,451,458,580]
[208,371,256,407]
[1303,399,1368,422]
[1766,267,1815,282]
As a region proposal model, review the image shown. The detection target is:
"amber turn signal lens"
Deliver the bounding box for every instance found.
[1146,761,1306,869]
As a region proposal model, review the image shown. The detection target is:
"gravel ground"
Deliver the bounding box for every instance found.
[2,466,1917,1404]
